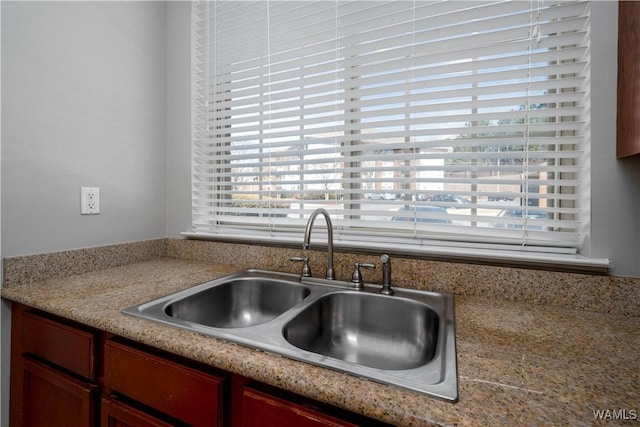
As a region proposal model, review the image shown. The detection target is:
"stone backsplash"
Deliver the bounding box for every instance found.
[3,237,639,316]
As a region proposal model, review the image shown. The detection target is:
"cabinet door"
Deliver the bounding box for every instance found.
[20,357,98,427]
[101,397,175,427]
[617,0,640,157]
[242,387,358,427]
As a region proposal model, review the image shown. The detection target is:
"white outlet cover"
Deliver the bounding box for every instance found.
[80,187,100,215]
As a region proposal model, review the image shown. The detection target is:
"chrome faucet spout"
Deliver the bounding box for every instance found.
[303,208,335,280]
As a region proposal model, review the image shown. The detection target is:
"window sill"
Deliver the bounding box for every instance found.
[182,231,610,275]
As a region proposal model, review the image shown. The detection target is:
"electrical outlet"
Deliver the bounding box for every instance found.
[81,187,100,215]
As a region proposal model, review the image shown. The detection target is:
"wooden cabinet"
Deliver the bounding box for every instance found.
[9,303,389,427]
[10,304,226,427]
[21,310,97,378]
[9,304,100,427]
[20,357,98,427]
[231,377,390,427]
[104,338,225,426]
[241,386,358,427]
[617,1,640,157]
[101,397,174,427]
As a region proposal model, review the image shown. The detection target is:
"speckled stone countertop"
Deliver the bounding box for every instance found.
[2,257,639,426]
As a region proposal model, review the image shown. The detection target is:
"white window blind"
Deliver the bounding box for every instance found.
[190,0,598,264]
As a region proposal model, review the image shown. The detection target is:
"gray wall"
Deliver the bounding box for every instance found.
[166,1,192,239]
[1,2,168,424]
[588,2,640,276]
[1,1,168,257]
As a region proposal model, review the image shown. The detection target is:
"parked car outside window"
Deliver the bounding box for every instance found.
[429,194,471,206]
[367,193,401,200]
[493,209,549,230]
[391,206,452,224]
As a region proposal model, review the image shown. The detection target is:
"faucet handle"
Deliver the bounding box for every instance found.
[290,256,312,277]
[351,262,375,290]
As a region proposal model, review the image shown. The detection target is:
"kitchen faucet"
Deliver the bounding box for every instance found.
[302,208,335,280]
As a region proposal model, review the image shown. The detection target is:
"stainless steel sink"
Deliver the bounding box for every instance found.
[123,269,458,402]
[165,278,310,328]
[283,292,439,370]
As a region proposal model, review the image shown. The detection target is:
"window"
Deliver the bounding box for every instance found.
[189,1,606,270]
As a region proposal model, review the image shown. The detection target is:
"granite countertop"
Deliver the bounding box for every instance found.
[2,257,639,426]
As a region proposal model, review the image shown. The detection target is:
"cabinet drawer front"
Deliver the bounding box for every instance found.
[242,387,358,427]
[22,312,96,379]
[104,340,224,427]
[101,397,175,427]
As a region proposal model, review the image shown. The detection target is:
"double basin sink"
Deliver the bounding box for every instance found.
[123,269,458,401]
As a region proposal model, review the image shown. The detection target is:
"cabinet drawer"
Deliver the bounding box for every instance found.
[104,340,224,427]
[22,311,97,379]
[242,387,358,427]
[101,396,175,427]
